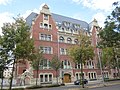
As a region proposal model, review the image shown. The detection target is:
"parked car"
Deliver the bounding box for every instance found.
[74,79,88,85]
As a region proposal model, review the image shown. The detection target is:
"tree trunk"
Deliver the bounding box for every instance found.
[9,59,15,90]
[80,59,84,88]
[113,48,120,78]
[115,55,120,78]
[36,67,39,86]
[56,70,58,85]
[1,70,4,90]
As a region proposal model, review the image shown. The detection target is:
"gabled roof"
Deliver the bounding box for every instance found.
[26,12,38,27]
[26,12,89,31]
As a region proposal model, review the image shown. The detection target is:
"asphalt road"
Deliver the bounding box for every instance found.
[89,84,120,90]
[31,84,120,90]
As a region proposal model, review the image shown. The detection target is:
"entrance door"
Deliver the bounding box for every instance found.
[63,74,71,83]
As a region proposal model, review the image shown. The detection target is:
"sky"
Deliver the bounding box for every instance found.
[0,0,119,34]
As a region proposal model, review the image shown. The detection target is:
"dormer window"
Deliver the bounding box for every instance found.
[62,28,64,31]
[44,14,48,20]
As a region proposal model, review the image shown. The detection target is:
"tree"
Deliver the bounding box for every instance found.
[97,47,114,79]
[0,17,34,90]
[69,32,94,88]
[31,49,44,86]
[99,1,120,78]
[0,23,16,90]
[50,55,61,85]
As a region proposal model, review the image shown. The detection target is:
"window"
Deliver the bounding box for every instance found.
[103,72,109,78]
[40,46,52,54]
[49,24,52,29]
[40,22,43,28]
[60,48,67,55]
[88,72,97,80]
[44,23,48,29]
[40,75,43,82]
[75,63,83,69]
[75,72,85,80]
[74,39,78,44]
[61,61,64,69]
[47,35,52,41]
[86,61,94,69]
[76,73,78,80]
[59,36,64,43]
[62,60,71,69]
[49,74,52,81]
[67,38,72,44]
[40,74,53,83]
[44,14,48,20]
[62,28,64,31]
[40,59,51,69]
[45,75,48,82]
[40,33,52,41]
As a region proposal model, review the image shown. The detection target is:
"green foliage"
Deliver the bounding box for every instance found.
[98,1,120,78]
[14,18,34,60]
[100,47,114,69]
[31,49,44,70]
[68,32,94,88]
[50,55,61,71]
[99,1,120,48]
[0,17,35,90]
[69,33,94,64]
[50,55,61,84]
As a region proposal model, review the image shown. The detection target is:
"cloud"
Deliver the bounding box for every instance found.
[0,12,14,35]
[0,3,46,35]
[0,0,13,5]
[92,12,106,27]
[22,3,47,19]
[72,13,82,20]
[72,0,119,12]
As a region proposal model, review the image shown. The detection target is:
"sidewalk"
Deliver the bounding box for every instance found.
[1,80,120,89]
[65,80,120,89]
[87,80,120,89]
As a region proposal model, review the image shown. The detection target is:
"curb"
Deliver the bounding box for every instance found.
[87,82,120,89]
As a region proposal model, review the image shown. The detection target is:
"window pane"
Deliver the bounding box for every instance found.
[49,74,52,81]
[45,75,48,82]
[40,75,43,82]
[44,14,48,20]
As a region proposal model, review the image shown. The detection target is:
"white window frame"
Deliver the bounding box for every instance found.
[39,73,53,83]
[44,14,48,20]
[40,46,53,54]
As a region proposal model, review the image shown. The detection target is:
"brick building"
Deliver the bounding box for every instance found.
[16,4,111,84]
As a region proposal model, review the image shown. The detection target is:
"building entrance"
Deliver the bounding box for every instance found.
[63,73,71,83]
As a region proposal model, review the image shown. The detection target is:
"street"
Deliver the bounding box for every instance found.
[89,85,120,90]
[30,84,120,90]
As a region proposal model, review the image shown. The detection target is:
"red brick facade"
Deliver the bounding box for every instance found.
[17,4,111,84]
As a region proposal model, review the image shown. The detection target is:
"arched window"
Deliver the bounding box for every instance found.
[67,37,72,43]
[59,36,64,42]
[74,39,78,44]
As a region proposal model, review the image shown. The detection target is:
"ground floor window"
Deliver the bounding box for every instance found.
[88,72,97,80]
[113,73,118,78]
[103,71,109,78]
[40,75,43,82]
[40,73,53,83]
[75,72,85,80]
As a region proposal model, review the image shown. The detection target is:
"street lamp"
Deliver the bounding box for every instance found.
[97,49,105,85]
